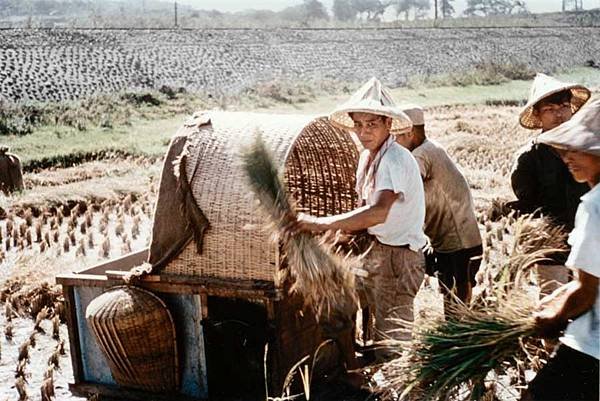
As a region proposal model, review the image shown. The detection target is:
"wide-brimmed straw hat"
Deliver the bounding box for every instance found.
[538,98,600,157]
[329,77,412,134]
[519,73,591,129]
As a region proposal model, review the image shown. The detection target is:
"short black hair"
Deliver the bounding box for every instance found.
[535,90,572,110]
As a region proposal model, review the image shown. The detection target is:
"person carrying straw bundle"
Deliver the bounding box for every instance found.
[520,98,600,401]
[510,73,591,294]
[395,105,482,312]
[292,77,427,362]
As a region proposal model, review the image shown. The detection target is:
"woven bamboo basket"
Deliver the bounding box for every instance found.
[163,111,359,283]
[85,286,179,392]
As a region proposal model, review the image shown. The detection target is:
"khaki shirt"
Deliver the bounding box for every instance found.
[412,139,481,252]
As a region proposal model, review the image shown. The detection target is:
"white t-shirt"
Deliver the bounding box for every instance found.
[560,183,600,360]
[355,135,427,251]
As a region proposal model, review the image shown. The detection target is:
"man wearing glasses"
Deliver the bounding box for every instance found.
[511,73,591,293]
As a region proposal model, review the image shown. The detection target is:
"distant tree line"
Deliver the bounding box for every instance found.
[1,0,592,27]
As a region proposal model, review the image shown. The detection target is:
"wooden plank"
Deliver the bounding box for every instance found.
[62,286,84,384]
[74,248,149,275]
[200,293,208,320]
[56,274,284,300]
[69,382,205,401]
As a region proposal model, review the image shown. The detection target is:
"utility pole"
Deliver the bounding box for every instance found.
[174,1,178,28]
[434,0,438,19]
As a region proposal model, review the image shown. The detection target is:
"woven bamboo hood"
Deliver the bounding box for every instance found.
[150,111,360,283]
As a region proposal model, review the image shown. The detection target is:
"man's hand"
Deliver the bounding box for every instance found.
[284,213,327,236]
[533,309,568,339]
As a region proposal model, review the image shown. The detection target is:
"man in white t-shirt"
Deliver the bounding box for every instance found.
[294,78,427,361]
[522,99,600,401]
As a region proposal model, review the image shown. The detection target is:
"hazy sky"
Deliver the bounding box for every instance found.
[174,0,600,14]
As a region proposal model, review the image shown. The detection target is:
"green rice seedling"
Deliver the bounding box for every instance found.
[240,135,358,317]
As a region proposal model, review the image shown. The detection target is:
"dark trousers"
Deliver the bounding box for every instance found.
[528,344,599,401]
[425,244,483,307]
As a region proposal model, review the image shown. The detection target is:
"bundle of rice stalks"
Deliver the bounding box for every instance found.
[15,376,28,401]
[5,322,14,340]
[382,214,563,401]
[15,359,27,379]
[41,373,55,401]
[388,291,536,401]
[18,340,30,362]
[52,315,60,340]
[482,214,568,296]
[240,135,358,317]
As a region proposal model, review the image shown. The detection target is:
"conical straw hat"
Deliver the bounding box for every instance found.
[329,77,413,134]
[519,73,591,129]
[538,97,600,157]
